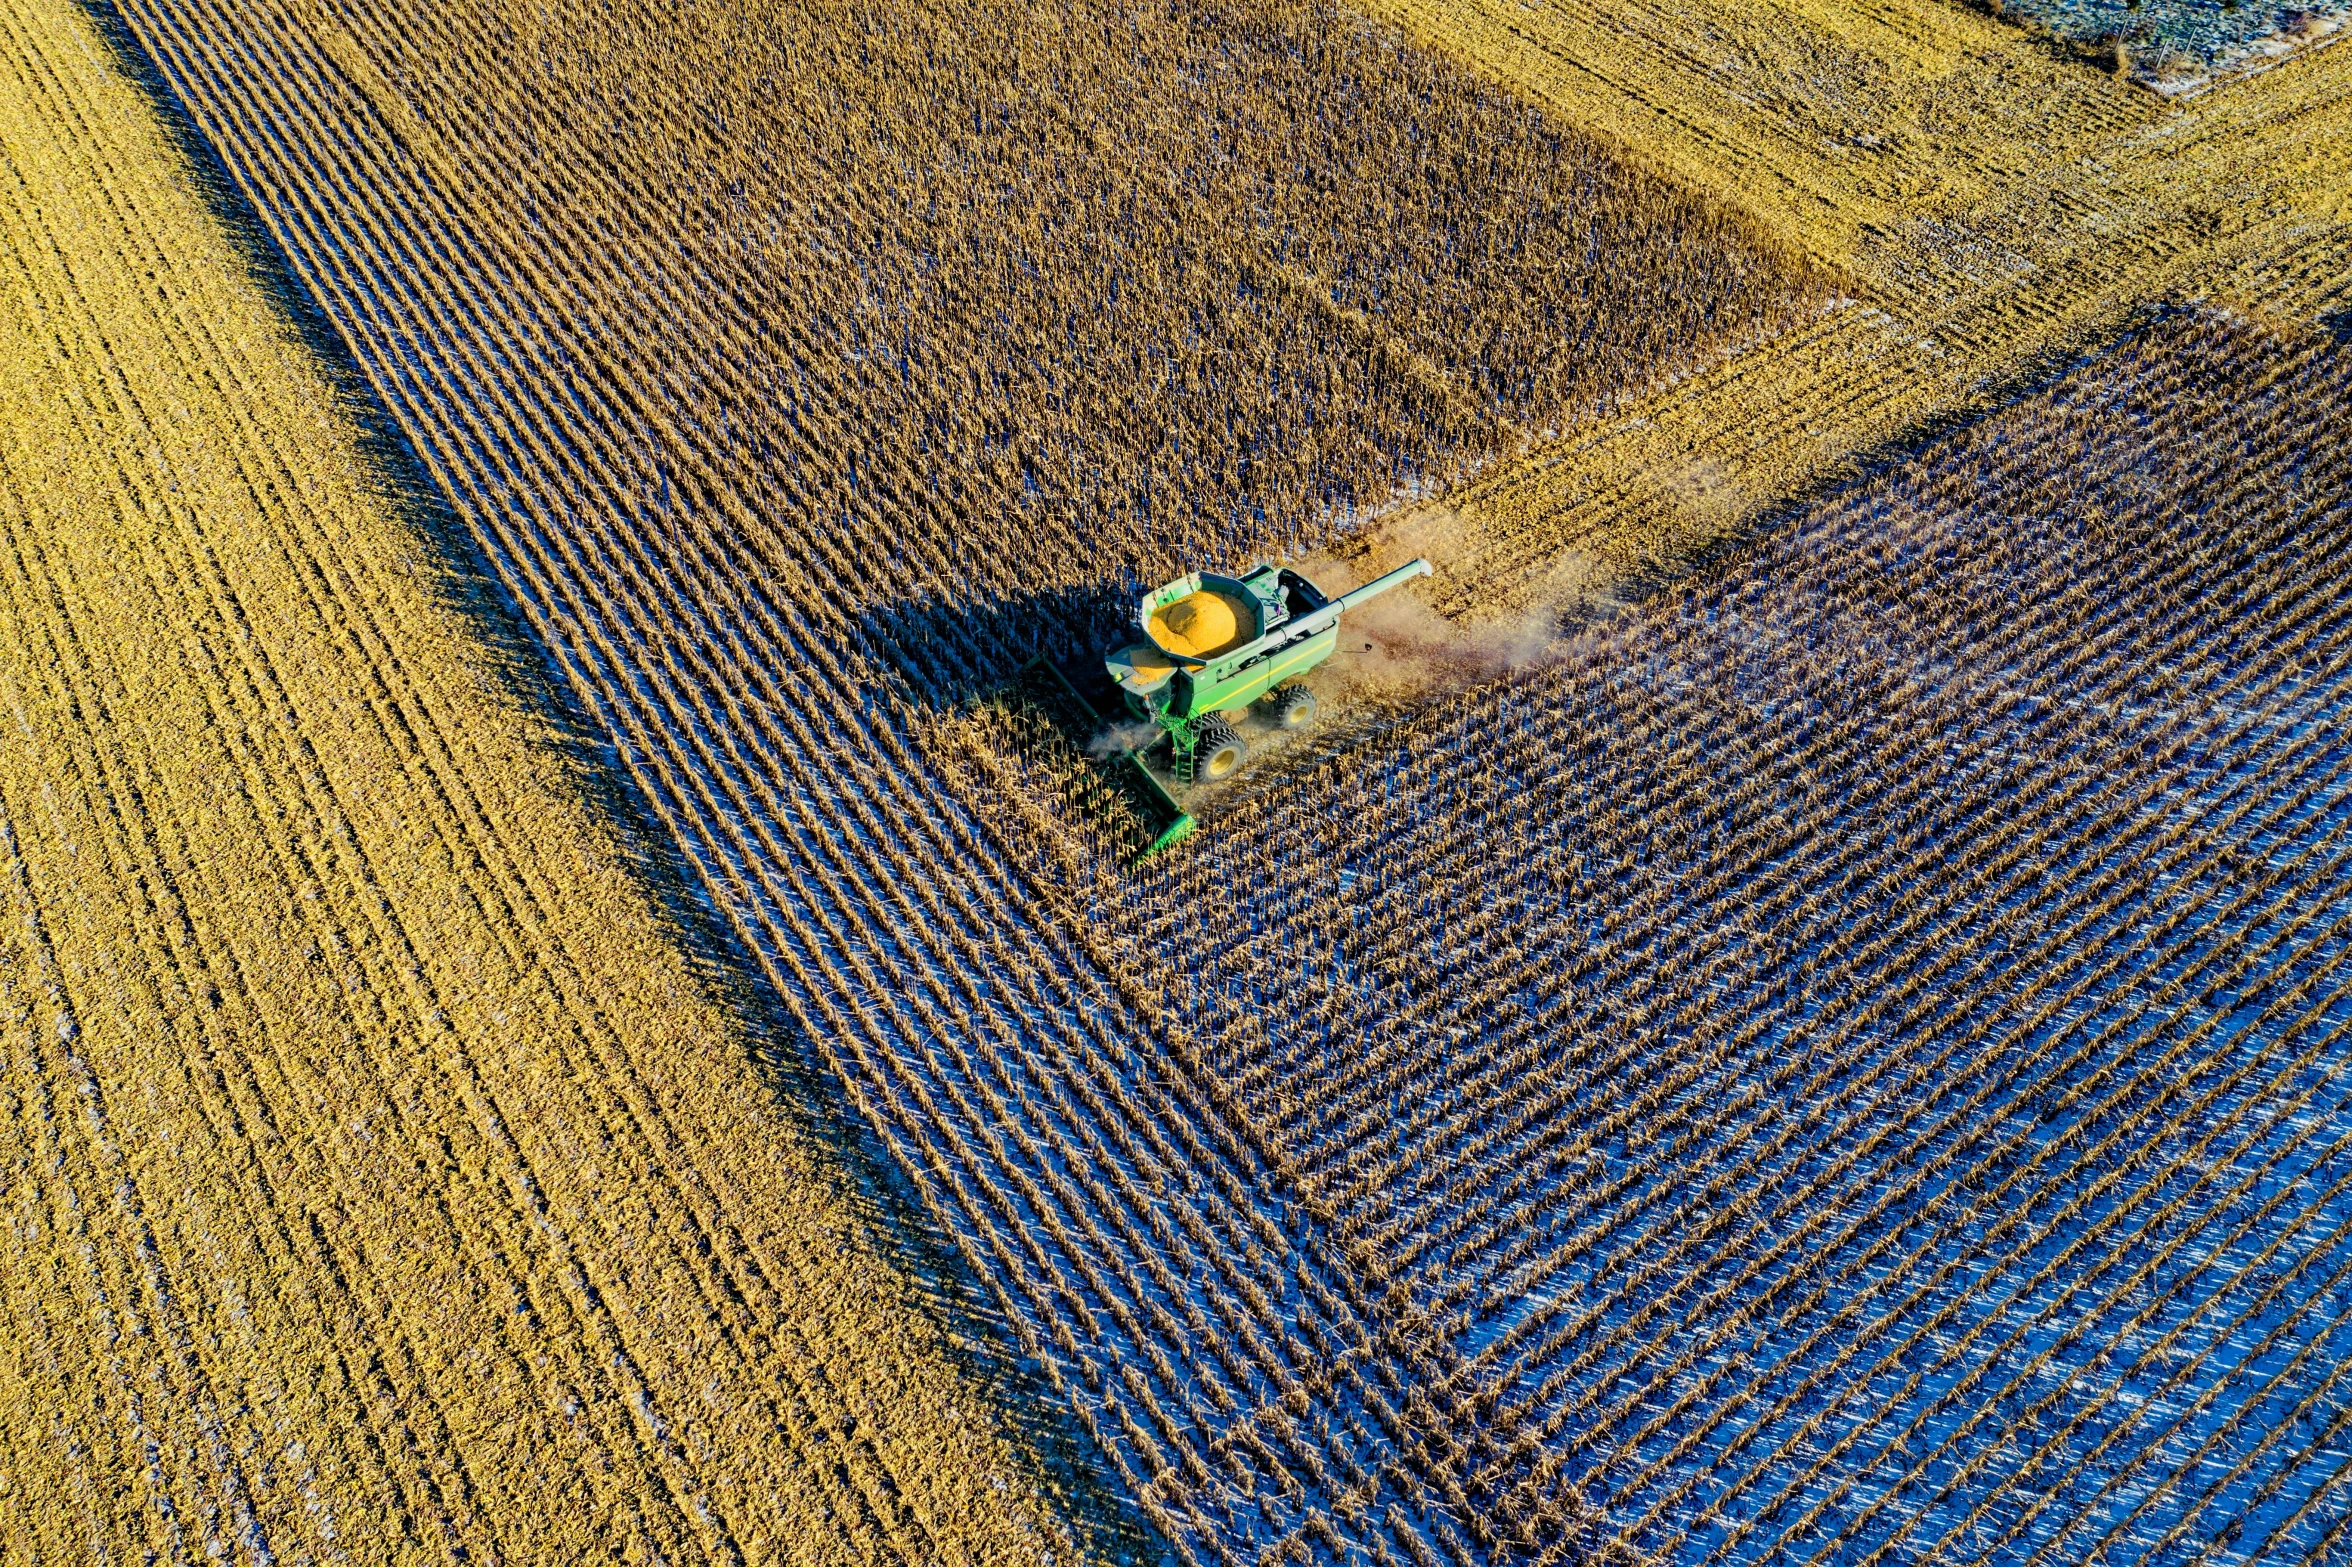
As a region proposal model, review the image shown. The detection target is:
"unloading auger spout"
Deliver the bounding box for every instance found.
[1294,558,1436,636]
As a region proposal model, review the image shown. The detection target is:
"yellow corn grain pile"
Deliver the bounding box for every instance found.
[1149,587,1256,658]
[0,0,1076,1558]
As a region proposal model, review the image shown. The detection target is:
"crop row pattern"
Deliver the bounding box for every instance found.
[99,0,1819,1558]
[1138,307,2352,1564]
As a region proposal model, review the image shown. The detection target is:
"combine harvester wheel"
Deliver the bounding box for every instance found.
[1266,684,1318,730]
[1187,716,1247,782]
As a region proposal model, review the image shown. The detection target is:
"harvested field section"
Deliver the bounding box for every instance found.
[1126,308,2352,1562]
[0,0,1080,1558]
[99,0,1832,1556]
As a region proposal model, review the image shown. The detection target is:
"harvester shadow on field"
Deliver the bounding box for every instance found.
[860,581,1198,861]
[81,6,1163,1557]
[859,579,1138,711]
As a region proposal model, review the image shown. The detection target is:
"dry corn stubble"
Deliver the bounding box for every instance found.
[0,0,1081,1559]
[1129,307,2352,1564]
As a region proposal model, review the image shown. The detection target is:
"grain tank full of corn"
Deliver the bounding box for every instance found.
[1106,557,1433,785]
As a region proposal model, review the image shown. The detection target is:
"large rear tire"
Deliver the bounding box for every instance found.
[1267,685,1319,731]
[1193,716,1246,782]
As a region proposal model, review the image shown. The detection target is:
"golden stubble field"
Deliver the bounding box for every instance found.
[1338,0,2352,625]
[0,0,1082,1559]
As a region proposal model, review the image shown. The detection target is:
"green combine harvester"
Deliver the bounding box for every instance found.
[1036,556,1433,854]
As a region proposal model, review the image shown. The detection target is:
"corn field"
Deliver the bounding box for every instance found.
[93,0,1822,1558]
[51,0,2352,1558]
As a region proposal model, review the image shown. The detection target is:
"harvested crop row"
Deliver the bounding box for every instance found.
[1120,307,2352,1563]
[99,0,1829,1556]
[0,0,1083,1559]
